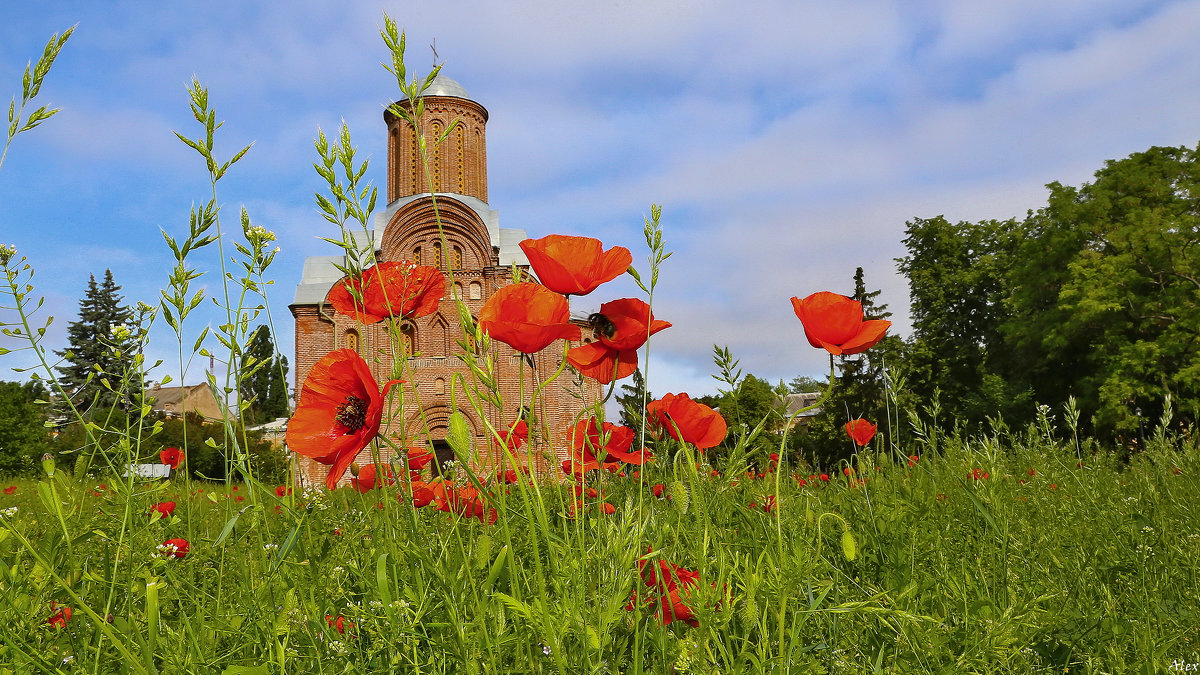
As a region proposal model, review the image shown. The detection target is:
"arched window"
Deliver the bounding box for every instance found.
[413,246,422,266]
[466,316,479,353]
[434,378,446,395]
[400,321,416,355]
[451,245,462,270]
[432,242,443,269]
[469,282,482,300]
[345,329,359,352]
[430,121,442,192]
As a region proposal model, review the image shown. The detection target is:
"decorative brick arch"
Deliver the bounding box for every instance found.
[397,402,486,451]
[379,197,493,269]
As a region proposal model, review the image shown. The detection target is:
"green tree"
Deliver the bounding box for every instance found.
[1004,142,1200,435]
[0,380,50,476]
[793,268,907,465]
[714,374,784,457]
[787,375,824,394]
[616,367,651,432]
[54,270,138,413]
[896,217,1027,429]
[239,325,290,424]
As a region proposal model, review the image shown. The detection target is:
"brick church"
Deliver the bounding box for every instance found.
[290,74,601,487]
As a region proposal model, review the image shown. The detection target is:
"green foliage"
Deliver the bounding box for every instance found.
[897,217,1029,430]
[2,428,1199,671]
[616,367,651,432]
[0,380,50,476]
[239,325,290,425]
[53,270,140,413]
[1005,143,1200,436]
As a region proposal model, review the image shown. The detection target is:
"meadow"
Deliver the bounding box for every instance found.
[1,418,1198,673]
[4,19,1200,675]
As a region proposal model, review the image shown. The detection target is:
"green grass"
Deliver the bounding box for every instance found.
[2,426,1198,674]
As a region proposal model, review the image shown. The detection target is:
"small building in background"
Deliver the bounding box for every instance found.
[782,392,823,429]
[146,383,223,422]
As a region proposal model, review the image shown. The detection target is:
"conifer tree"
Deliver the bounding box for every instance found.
[617,367,651,432]
[55,270,136,411]
[239,325,290,424]
[792,268,902,465]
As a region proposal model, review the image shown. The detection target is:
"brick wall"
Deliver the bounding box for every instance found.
[290,91,603,488]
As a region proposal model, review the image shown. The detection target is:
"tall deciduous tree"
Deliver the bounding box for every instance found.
[239,325,290,425]
[896,217,1027,428]
[1004,143,1200,434]
[55,270,137,412]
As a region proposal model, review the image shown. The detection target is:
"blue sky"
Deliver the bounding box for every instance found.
[2,0,1199,399]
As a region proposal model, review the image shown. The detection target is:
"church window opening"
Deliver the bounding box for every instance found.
[413,246,422,265]
[451,245,462,270]
[430,120,442,192]
[456,126,466,193]
[432,242,443,269]
[400,321,416,355]
[434,378,446,395]
[429,439,455,478]
[469,281,482,300]
[344,329,359,352]
[466,316,479,352]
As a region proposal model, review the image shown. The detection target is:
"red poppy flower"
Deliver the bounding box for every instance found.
[326,261,445,324]
[478,283,582,353]
[565,418,603,464]
[970,468,989,480]
[566,298,670,384]
[600,502,616,515]
[908,455,919,467]
[46,603,72,629]
[519,234,632,296]
[501,419,528,452]
[286,349,403,490]
[843,467,855,476]
[159,447,184,469]
[844,418,877,446]
[2,486,15,495]
[350,463,396,493]
[564,341,637,384]
[819,473,830,482]
[646,393,727,450]
[403,447,435,471]
[410,482,436,508]
[325,615,354,634]
[161,538,189,558]
[634,551,703,627]
[274,485,292,497]
[149,501,176,518]
[598,423,653,465]
[495,469,520,485]
[651,484,666,498]
[791,292,891,355]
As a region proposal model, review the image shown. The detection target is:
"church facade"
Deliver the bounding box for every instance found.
[290,75,600,487]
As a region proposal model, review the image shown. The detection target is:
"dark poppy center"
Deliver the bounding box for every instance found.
[334,395,369,433]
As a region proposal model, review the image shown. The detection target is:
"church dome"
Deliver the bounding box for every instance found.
[398,72,472,101]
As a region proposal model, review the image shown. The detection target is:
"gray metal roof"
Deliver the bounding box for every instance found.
[398,73,471,101]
